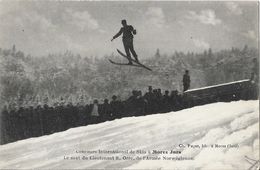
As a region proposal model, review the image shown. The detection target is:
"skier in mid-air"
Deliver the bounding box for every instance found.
[111,19,138,64]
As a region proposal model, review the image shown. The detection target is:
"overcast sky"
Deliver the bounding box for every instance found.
[0,1,258,58]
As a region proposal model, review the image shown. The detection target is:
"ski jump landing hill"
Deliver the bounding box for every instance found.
[0,100,258,169]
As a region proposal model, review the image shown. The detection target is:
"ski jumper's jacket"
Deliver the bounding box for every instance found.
[113,25,135,40]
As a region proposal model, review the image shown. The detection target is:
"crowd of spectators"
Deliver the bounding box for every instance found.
[1,86,184,144]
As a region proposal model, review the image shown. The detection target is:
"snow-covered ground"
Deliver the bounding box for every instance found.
[0,100,259,169]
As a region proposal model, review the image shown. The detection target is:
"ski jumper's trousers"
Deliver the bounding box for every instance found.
[122,37,138,60]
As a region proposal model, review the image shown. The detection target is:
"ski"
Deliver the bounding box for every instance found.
[116,49,152,71]
[108,59,144,68]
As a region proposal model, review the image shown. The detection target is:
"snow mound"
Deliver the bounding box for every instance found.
[0,100,259,169]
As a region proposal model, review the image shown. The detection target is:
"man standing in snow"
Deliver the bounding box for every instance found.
[250,58,259,84]
[143,86,155,114]
[90,100,100,124]
[250,58,259,99]
[162,90,171,112]
[110,95,122,119]
[100,99,111,121]
[111,19,138,64]
[183,70,191,92]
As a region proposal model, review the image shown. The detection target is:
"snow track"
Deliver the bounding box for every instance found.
[0,100,259,169]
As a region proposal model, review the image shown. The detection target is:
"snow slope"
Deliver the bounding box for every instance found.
[0,100,259,169]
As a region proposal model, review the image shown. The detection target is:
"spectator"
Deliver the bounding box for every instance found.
[250,58,259,99]
[143,86,155,114]
[170,90,182,111]
[126,90,139,116]
[90,99,100,124]
[110,95,122,119]
[250,58,259,83]
[100,99,111,121]
[183,70,190,92]
[136,91,146,116]
[162,90,171,112]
